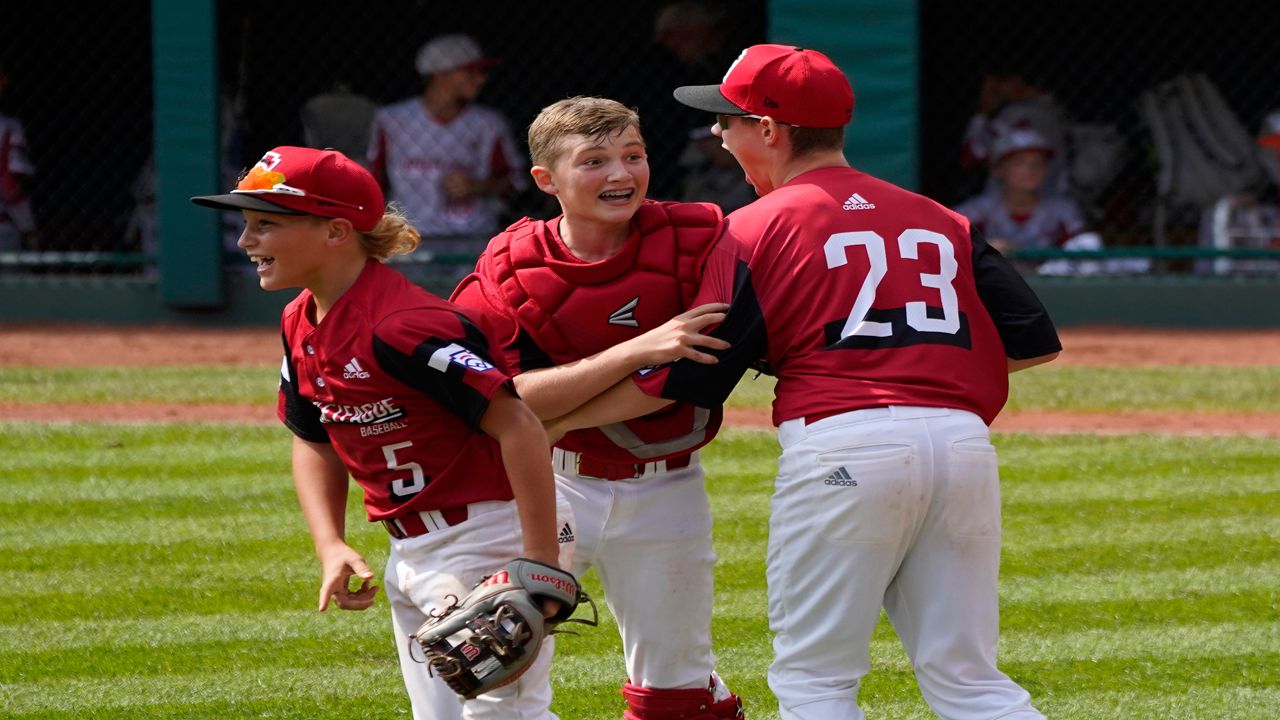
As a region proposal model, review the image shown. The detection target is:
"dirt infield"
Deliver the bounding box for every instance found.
[2,325,1278,436]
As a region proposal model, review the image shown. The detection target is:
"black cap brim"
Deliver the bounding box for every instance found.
[673,84,748,115]
[190,193,308,215]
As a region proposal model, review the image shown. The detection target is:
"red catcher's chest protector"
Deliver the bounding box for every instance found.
[483,201,725,463]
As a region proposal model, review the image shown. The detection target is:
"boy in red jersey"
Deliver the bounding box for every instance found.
[548,47,1061,720]
[192,146,574,720]
[451,97,744,720]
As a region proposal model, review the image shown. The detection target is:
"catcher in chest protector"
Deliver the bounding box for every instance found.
[451,96,745,720]
[191,146,585,720]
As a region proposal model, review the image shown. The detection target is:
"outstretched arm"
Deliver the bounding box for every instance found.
[514,303,729,420]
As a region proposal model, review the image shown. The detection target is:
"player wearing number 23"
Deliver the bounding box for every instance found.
[548,45,1061,720]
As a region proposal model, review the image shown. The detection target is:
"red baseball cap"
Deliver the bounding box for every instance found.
[673,44,854,129]
[191,146,384,232]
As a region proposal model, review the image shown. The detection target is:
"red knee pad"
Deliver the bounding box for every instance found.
[621,680,744,720]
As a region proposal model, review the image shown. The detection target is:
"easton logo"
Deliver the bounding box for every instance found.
[842,193,876,211]
[609,297,641,327]
[343,358,370,379]
[824,466,857,486]
[558,522,575,544]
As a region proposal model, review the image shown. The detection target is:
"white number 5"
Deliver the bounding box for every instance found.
[382,441,426,500]
[823,228,960,341]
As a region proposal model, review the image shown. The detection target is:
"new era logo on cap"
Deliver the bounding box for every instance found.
[674,44,854,129]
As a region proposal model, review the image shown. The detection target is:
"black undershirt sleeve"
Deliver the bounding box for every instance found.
[658,257,768,407]
[970,227,1064,359]
[279,333,329,443]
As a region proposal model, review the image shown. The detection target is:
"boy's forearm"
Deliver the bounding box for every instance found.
[546,377,672,440]
[513,341,650,420]
[482,393,560,566]
[291,436,352,553]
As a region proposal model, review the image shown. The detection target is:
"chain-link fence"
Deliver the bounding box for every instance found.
[921,1,1280,276]
[2,1,1276,283]
[0,1,154,276]
[0,0,764,283]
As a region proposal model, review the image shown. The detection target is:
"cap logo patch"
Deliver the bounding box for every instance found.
[235,152,306,197]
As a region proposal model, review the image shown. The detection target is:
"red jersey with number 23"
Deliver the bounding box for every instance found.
[277,259,515,522]
[638,166,1059,426]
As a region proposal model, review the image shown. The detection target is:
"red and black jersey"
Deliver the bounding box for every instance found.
[636,166,1061,426]
[451,200,725,462]
[278,259,516,521]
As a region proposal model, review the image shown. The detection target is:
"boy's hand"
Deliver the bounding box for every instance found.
[630,303,731,366]
[317,542,380,612]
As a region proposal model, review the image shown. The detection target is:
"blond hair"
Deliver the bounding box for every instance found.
[527,96,642,168]
[359,205,421,260]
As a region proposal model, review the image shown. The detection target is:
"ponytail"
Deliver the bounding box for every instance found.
[360,205,421,260]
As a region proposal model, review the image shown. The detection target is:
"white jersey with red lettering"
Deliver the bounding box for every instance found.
[368,99,525,238]
[955,188,1087,252]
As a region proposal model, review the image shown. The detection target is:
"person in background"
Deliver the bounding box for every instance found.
[0,60,36,254]
[956,128,1107,275]
[368,34,525,256]
[678,125,757,212]
[961,69,1069,197]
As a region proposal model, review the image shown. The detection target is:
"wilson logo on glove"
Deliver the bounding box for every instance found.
[407,558,598,699]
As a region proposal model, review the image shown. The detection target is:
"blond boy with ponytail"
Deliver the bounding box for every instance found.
[193,146,576,720]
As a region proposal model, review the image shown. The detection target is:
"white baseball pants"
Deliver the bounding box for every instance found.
[768,406,1043,720]
[385,494,577,720]
[554,452,720,690]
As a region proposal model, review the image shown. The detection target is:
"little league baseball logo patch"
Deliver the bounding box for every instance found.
[428,342,496,373]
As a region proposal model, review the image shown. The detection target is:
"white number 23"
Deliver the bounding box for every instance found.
[823,229,960,341]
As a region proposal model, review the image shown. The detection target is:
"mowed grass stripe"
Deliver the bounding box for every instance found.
[852,686,1280,720]
[4,363,1280,413]
[0,366,275,404]
[2,423,1278,718]
[0,610,377,653]
[722,366,1280,413]
[1,665,403,717]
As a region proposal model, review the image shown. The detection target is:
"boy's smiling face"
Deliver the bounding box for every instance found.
[531,125,650,228]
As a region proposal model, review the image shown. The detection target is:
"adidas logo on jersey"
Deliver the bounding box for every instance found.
[342,358,370,379]
[609,297,641,327]
[823,466,857,486]
[842,192,875,211]
[558,522,575,544]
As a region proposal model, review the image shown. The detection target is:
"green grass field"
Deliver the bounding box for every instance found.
[4,364,1280,412]
[1,365,1278,718]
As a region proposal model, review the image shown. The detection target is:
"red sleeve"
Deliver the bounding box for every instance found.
[371,307,513,430]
